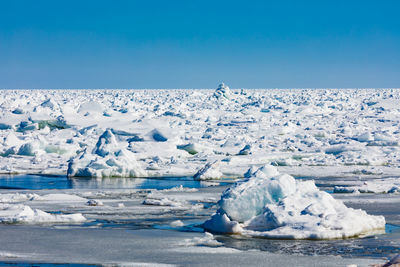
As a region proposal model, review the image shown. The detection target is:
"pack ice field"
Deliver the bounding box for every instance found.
[0,85,399,266]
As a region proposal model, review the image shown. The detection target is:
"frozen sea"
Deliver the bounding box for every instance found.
[0,174,397,266]
[1,86,400,266]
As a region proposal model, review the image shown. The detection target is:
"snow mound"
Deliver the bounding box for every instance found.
[204,165,385,239]
[67,129,146,178]
[214,83,232,100]
[93,129,119,157]
[183,232,224,247]
[17,142,41,156]
[193,161,223,180]
[87,199,104,206]
[148,129,169,142]
[177,143,205,155]
[0,204,86,224]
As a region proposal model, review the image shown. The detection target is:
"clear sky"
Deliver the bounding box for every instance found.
[1,0,399,89]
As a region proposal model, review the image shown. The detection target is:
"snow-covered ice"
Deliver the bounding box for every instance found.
[334,178,400,194]
[1,87,399,265]
[204,165,385,239]
[1,88,400,178]
[0,204,86,224]
[0,174,392,266]
[0,192,86,224]
[194,161,223,180]
[67,129,146,178]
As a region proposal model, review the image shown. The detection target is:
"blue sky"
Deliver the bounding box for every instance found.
[1,0,399,88]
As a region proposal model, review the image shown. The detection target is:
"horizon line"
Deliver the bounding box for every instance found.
[1,87,399,90]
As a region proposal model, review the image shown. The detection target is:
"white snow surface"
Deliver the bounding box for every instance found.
[193,160,223,180]
[334,178,400,194]
[67,129,146,178]
[1,88,400,177]
[0,192,87,224]
[204,165,385,239]
[0,204,86,224]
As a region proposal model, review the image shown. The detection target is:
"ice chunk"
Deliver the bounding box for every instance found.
[177,143,208,155]
[238,144,252,155]
[356,132,373,142]
[0,204,86,224]
[93,129,119,157]
[17,142,40,156]
[203,213,242,234]
[214,83,232,100]
[177,144,198,155]
[204,165,385,239]
[193,161,223,180]
[11,108,24,114]
[17,121,38,132]
[68,148,146,178]
[0,123,12,130]
[218,166,296,222]
[170,220,184,227]
[87,199,104,206]
[67,129,146,178]
[182,232,225,247]
[40,99,56,109]
[142,197,184,207]
[148,129,168,142]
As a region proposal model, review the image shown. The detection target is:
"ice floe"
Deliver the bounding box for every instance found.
[194,161,223,180]
[204,165,385,239]
[0,204,86,224]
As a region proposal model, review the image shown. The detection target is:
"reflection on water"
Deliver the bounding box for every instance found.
[0,175,73,190]
[0,175,218,190]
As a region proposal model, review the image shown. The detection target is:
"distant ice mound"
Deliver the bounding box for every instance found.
[67,129,146,178]
[213,83,232,100]
[204,165,385,239]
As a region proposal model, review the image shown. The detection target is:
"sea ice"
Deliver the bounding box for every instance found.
[204,165,385,239]
[334,178,400,194]
[193,161,223,180]
[67,129,146,178]
[213,83,232,100]
[1,87,400,178]
[142,197,184,207]
[0,204,86,224]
